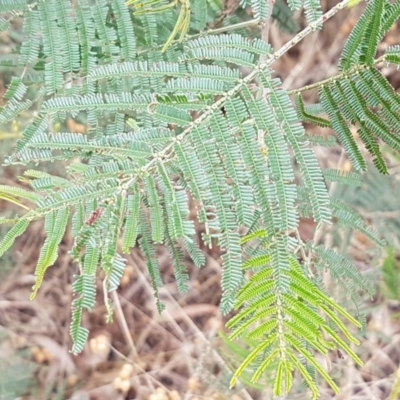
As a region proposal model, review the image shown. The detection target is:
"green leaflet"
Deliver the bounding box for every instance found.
[272,0,299,33]
[210,112,254,228]
[330,197,384,246]
[359,0,383,65]
[286,334,339,394]
[190,0,207,31]
[220,231,243,314]
[0,219,30,257]
[101,196,127,295]
[56,0,80,73]
[31,207,70,299]
[339,0,400,70]
[252,348,280,382]
[157,161,195,240]
[70,299,90,354]
[165,233,189,293]
[186,34,272,56]
[313,65,400,174]
[18,10,40,65]
[88,61,185,81]
[323,169,362,187]
[287,0,301,11]
[83,242,100,276]
[174,141,211,225]
[105,254,126,292]
[251,0,269,20]
[303,0,322,27]
[122,193,141,252]
[38,0,64,94]
[144,176,165,244]
[139,213,165,314]
[259,76,332,225]
[228,249,363,394]
[0,184,41,203]
[296,94,331,128]
[228,306,277,339]
[320,85,367,172]
[110,0,136,60]
[152,104,192,126]
[288,352,319,400]
[76,0,96,78]
[0,0,28,12]
[339,0,382,70]
[230,333,278,387]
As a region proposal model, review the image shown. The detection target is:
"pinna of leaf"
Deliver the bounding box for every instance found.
[126,0,191,52]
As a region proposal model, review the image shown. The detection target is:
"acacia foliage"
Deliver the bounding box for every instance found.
[0,0,400,397]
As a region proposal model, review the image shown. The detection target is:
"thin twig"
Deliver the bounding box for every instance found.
[287,55,386,95]
[110,344,167,392]
[160,287,255,400]
[256,0,274,103]
[132,266,254,399]
[282,32,318,89]
[259,0,274,64]
[312,149,345,247]
[111,290,138,360]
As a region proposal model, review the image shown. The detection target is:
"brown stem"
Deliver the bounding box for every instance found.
[288,55,386,95]
[259,0,275,64]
